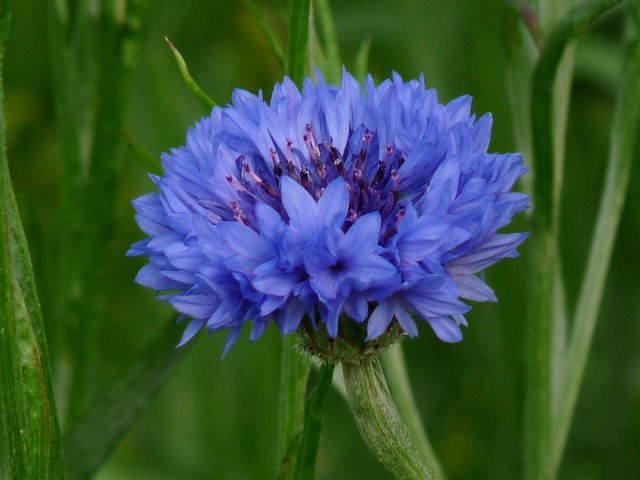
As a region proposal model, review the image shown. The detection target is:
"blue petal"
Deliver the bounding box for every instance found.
[281,176,318,234]
[427,316,464,342]
[170,295,218,319]
[317,178,350,230]
[451,272,497,302]
[344,293,368,322]
[367,301,393,340]
[395,307,418,337]
[176,318,206,347]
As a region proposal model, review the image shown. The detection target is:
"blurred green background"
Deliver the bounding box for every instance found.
[4,0,639,478]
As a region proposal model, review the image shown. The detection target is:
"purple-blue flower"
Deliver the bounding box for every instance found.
[128,68,529,357]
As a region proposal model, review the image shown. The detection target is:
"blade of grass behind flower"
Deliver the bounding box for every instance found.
[62,317,189,480]
[526,2,625,479]
[243,0,286,70]
[0,42,67,479]
[551,1,640,475]
[286,0,311,85]
[314,0,341,84]
[353,37,372,85]
[277,1,314,476]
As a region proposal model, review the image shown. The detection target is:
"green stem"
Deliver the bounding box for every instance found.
[551,1,640,475]
[277,335,312,475]
[343,357,439,480]
[285,362,335,480]
[525,2,624,479]
[531,0,623,229]
[276,3,314,475]
[381,344,446,479]
[524,228,556,480]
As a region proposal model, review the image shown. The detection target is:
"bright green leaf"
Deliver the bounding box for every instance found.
[165,37,216,109]
[286,0,311,86]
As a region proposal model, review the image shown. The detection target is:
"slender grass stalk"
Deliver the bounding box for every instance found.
[287,0,311,86]
[282,363,335,480]
[353,37,372,85]
[314,0,341,84]
[550,1,640,475]
[242,0,286,70]
[276,1,314,475]
[525,1,625,479]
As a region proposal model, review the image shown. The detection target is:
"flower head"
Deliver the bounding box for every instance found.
[128,68,529,358]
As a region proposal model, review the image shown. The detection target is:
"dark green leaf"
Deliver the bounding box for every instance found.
[63,317,189,480]
[0,0,12,42]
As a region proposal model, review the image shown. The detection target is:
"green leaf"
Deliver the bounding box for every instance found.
[63,317,189,480]
[0,45,66,480]
[165,37,216,109]
[243,0,286,70]
[314,0,341,84]
[286,0,311,86]
[0,0,12,42]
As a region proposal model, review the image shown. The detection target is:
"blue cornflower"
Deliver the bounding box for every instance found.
[128,68,529,358]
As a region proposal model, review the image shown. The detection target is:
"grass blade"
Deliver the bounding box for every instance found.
[286,0,311,85]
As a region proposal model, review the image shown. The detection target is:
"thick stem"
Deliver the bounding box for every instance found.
[343,358,440,480]
[381,344,446,479]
